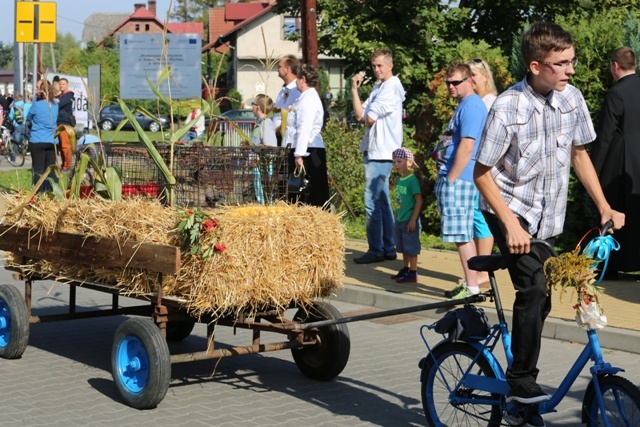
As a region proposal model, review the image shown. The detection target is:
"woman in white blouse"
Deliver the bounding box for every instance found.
[283,64,329,207]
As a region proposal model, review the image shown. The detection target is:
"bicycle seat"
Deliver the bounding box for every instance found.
[468,254,508,272]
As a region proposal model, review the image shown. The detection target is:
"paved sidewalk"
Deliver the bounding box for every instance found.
[339,239,640,354]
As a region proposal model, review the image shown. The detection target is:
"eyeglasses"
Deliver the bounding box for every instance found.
[445,78,468,87]
[539,57,579,69]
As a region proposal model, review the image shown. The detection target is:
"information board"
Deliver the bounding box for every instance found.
[119,33,202,100]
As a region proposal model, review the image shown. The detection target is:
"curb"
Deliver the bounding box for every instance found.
[334,284,640,355]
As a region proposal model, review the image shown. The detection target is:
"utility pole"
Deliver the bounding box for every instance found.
[301,0,319,91]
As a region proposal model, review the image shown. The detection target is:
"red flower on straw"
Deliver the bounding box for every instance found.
[214,243,226,252]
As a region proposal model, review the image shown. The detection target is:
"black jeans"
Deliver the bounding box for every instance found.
[483,212,555,385]
[29,142,56,192]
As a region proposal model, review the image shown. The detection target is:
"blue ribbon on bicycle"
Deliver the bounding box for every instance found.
[581,234,620,286]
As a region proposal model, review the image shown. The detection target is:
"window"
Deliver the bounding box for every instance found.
[329,66,344,92]
[145,24,150,31]
[283,17,300,40]
[135,24,140,31]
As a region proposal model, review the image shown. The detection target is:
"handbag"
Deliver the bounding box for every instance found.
[288,164,311,194]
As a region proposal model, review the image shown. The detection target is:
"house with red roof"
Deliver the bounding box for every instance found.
[203,1,345,106]
[91,1,204,47]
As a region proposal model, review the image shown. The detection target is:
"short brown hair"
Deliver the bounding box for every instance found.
[446,62,472,80]
[521,22,573,67]
[371,48,393,64]
[611,46,637,71]
[297,64,319,87]
[282,54,300,76]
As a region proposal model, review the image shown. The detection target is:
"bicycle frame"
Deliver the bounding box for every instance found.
[422,267,626,418]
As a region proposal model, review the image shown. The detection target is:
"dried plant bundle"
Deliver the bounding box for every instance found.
[1,195,345,319]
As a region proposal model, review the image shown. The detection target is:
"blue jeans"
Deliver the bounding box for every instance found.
[184,130,198,141]
[13,124,27,144]
[363,152,395,256]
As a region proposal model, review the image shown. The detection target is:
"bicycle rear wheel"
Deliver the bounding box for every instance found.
[584,375,640,426]
[421,342,502,427]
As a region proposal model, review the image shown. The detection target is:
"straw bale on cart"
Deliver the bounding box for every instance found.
[1,196,345,318]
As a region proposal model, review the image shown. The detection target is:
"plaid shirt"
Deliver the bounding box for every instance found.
[477,78,596,239]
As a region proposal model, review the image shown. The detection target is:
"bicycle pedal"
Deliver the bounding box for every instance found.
[503,403,529,426]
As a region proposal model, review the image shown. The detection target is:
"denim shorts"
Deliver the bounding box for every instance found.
[435,176,477,243]
[394,219,422,255]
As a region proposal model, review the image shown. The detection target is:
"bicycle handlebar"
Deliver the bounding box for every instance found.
[530,238,558,257]
[601,219,614,235]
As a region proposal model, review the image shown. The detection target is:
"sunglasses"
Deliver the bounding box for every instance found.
[445,78,468,87]
[468,58,487,70]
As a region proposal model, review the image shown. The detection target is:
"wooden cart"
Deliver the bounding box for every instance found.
[0,225,351,409]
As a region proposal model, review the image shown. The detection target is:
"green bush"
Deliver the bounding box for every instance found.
[323,121,365,215]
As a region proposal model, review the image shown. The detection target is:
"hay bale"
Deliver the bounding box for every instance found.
[1,195,344,318]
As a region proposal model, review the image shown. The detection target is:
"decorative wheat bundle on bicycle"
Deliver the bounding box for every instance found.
[544,230,619,330]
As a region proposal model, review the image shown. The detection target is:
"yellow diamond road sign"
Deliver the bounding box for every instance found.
[16,1,57,43]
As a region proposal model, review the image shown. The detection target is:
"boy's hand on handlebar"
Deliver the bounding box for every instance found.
[602,209,625,233]
[505,223,532,255]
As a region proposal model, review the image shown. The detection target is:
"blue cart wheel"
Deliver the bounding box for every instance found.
[111,318,171,409]
[0,284,29,359]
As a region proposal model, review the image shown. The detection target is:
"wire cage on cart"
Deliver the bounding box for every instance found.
[102,144,289,207]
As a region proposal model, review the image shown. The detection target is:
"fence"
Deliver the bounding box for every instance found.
[104,144,289,207]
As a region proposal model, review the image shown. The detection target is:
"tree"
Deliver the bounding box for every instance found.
[41,32,81,72]
[0,42,12,69]
[274,0,467,115]
[171,0,210,22]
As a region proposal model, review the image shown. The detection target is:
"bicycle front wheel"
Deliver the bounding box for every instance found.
[421,342,502,427]
[6,142,25,167]
[584,375,640,426]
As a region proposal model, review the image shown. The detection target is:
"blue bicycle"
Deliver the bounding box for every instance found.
[419,233,640,426]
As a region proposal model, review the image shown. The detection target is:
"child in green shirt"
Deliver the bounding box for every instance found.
[391,147,423,283]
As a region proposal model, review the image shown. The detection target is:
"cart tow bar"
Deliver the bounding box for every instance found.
[290,294,486,331]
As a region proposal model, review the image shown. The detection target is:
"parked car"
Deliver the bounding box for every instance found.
[204,109,257,129]
[99,105,169,132]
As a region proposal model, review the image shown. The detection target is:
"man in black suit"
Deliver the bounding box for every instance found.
[591,46,640,276]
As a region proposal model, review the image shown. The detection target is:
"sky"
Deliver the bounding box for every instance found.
[2,0,176,45]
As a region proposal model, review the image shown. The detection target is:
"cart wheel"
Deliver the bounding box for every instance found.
[0,284,30,359]
[165,320,195,342]
[111,318,171,409]
[291,301,350,381]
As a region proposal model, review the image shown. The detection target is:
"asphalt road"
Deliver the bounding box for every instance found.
[0,153,30,171]
[0,269,639,426]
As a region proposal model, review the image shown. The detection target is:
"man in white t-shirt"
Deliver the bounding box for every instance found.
[272,55,301,146]
[351,48,406,264]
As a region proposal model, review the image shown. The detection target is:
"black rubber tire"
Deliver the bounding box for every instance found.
[291,301,350,381]
[111,318,171,409]
[100,120,114,131]
[165,320,196,342]
[0,284,30,359]
[421,342,502,427]
[584,374,640,426]
[148,122,161,132]
[6,142,25,167]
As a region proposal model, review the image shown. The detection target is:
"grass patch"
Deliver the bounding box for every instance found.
[98,130,170,143]
[0,169,32,193]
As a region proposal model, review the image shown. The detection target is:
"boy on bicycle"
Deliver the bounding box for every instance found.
[474,21,625,426]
